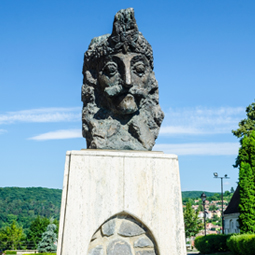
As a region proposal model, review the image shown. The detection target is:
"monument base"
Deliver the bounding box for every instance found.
[57,150,186,255]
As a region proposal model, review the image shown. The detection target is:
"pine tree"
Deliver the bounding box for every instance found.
[37,222,57,253]
[183,202,202,238]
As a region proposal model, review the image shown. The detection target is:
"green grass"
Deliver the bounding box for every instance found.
[199,252,234,255]
[187,252,234,255]
[23,253,56,255]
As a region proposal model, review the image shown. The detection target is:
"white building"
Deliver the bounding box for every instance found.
[198,210,211,219]
[224,186,240,234]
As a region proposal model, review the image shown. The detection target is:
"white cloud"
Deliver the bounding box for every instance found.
[0,106,245,137]
[29,129,82,141]
[154,142,239,155]
[0,129,7,134]
[0,107,81,124]
[160,106,245,136]
[160,126,204,135]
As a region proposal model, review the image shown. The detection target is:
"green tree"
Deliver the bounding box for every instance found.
[236,131,255,233]
[37,222,57,253]
[209,204,217,211]
[0,221,25,250]
[26,216,50,249]
[232,101,255,234]
[212,214,220,222]
[230,187,235,193]
[232,101,255,139]
[183,202,203,238]
[233,101,255,168]
[26,216,59,249]
[208,193,220,202]
[224,190,230,196]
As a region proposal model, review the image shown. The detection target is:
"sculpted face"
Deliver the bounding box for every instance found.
[98,53,151,115]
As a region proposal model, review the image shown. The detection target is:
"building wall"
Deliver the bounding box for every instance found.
[224,213,240,234]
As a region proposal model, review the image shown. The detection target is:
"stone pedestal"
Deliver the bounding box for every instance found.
[57,150,186,255]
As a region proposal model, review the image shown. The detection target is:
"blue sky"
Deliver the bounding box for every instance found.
[0,0,254,192]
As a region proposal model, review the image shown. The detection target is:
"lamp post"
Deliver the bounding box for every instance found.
[213,172,230,234]
[201,192,207,236]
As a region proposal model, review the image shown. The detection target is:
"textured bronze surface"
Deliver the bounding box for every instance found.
[82,8,164,150]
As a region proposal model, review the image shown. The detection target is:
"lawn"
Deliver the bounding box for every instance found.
[187,252,234,255]
[200,252,234,255]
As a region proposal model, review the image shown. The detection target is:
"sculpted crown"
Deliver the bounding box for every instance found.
[84,8,153,69]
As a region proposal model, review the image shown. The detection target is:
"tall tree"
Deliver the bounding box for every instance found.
[183,202,202,238]
[232,102,255,233]
[0,221,25,250]
[236,131,255,233]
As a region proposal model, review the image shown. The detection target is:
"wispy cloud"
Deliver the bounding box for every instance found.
[0,129,7,134]
[160,106,245,136]
[154,142,239,155]
[0,107,81,124]
[29,129,82,141]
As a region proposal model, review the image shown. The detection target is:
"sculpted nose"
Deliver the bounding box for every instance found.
[123,66,132,87]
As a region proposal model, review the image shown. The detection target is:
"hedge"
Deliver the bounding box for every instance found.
[227,234,255,255]
[4,252,17,255]
[194,234,231,254]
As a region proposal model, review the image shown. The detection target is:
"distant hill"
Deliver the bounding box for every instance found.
[0,187,221,229]
[0,187,62,229]
[181,191,220,199]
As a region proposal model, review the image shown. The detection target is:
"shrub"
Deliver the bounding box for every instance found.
[5,252,17,254]
[226,235,239,254]
[194,234,231,254]
[227,234,255,255]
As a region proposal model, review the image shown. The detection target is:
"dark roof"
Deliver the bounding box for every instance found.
[224,186,240,214]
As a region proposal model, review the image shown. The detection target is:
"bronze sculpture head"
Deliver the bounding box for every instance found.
[82,8,164,150]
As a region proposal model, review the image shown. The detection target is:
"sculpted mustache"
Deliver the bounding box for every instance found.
[117,85,147,97]
[104,83,147,98]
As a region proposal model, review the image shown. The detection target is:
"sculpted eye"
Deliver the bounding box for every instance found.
[133,62,146,76]
[104,62,118,77]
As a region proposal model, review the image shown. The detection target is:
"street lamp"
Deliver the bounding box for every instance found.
[213,172,230,234]
[201,192,207,236]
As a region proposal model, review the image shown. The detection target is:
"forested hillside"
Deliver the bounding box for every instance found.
[0,187,62,229]
[182,191,220,199]
[0,187,229,231]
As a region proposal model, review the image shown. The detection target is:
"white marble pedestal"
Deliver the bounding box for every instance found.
[57,150,186,255]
